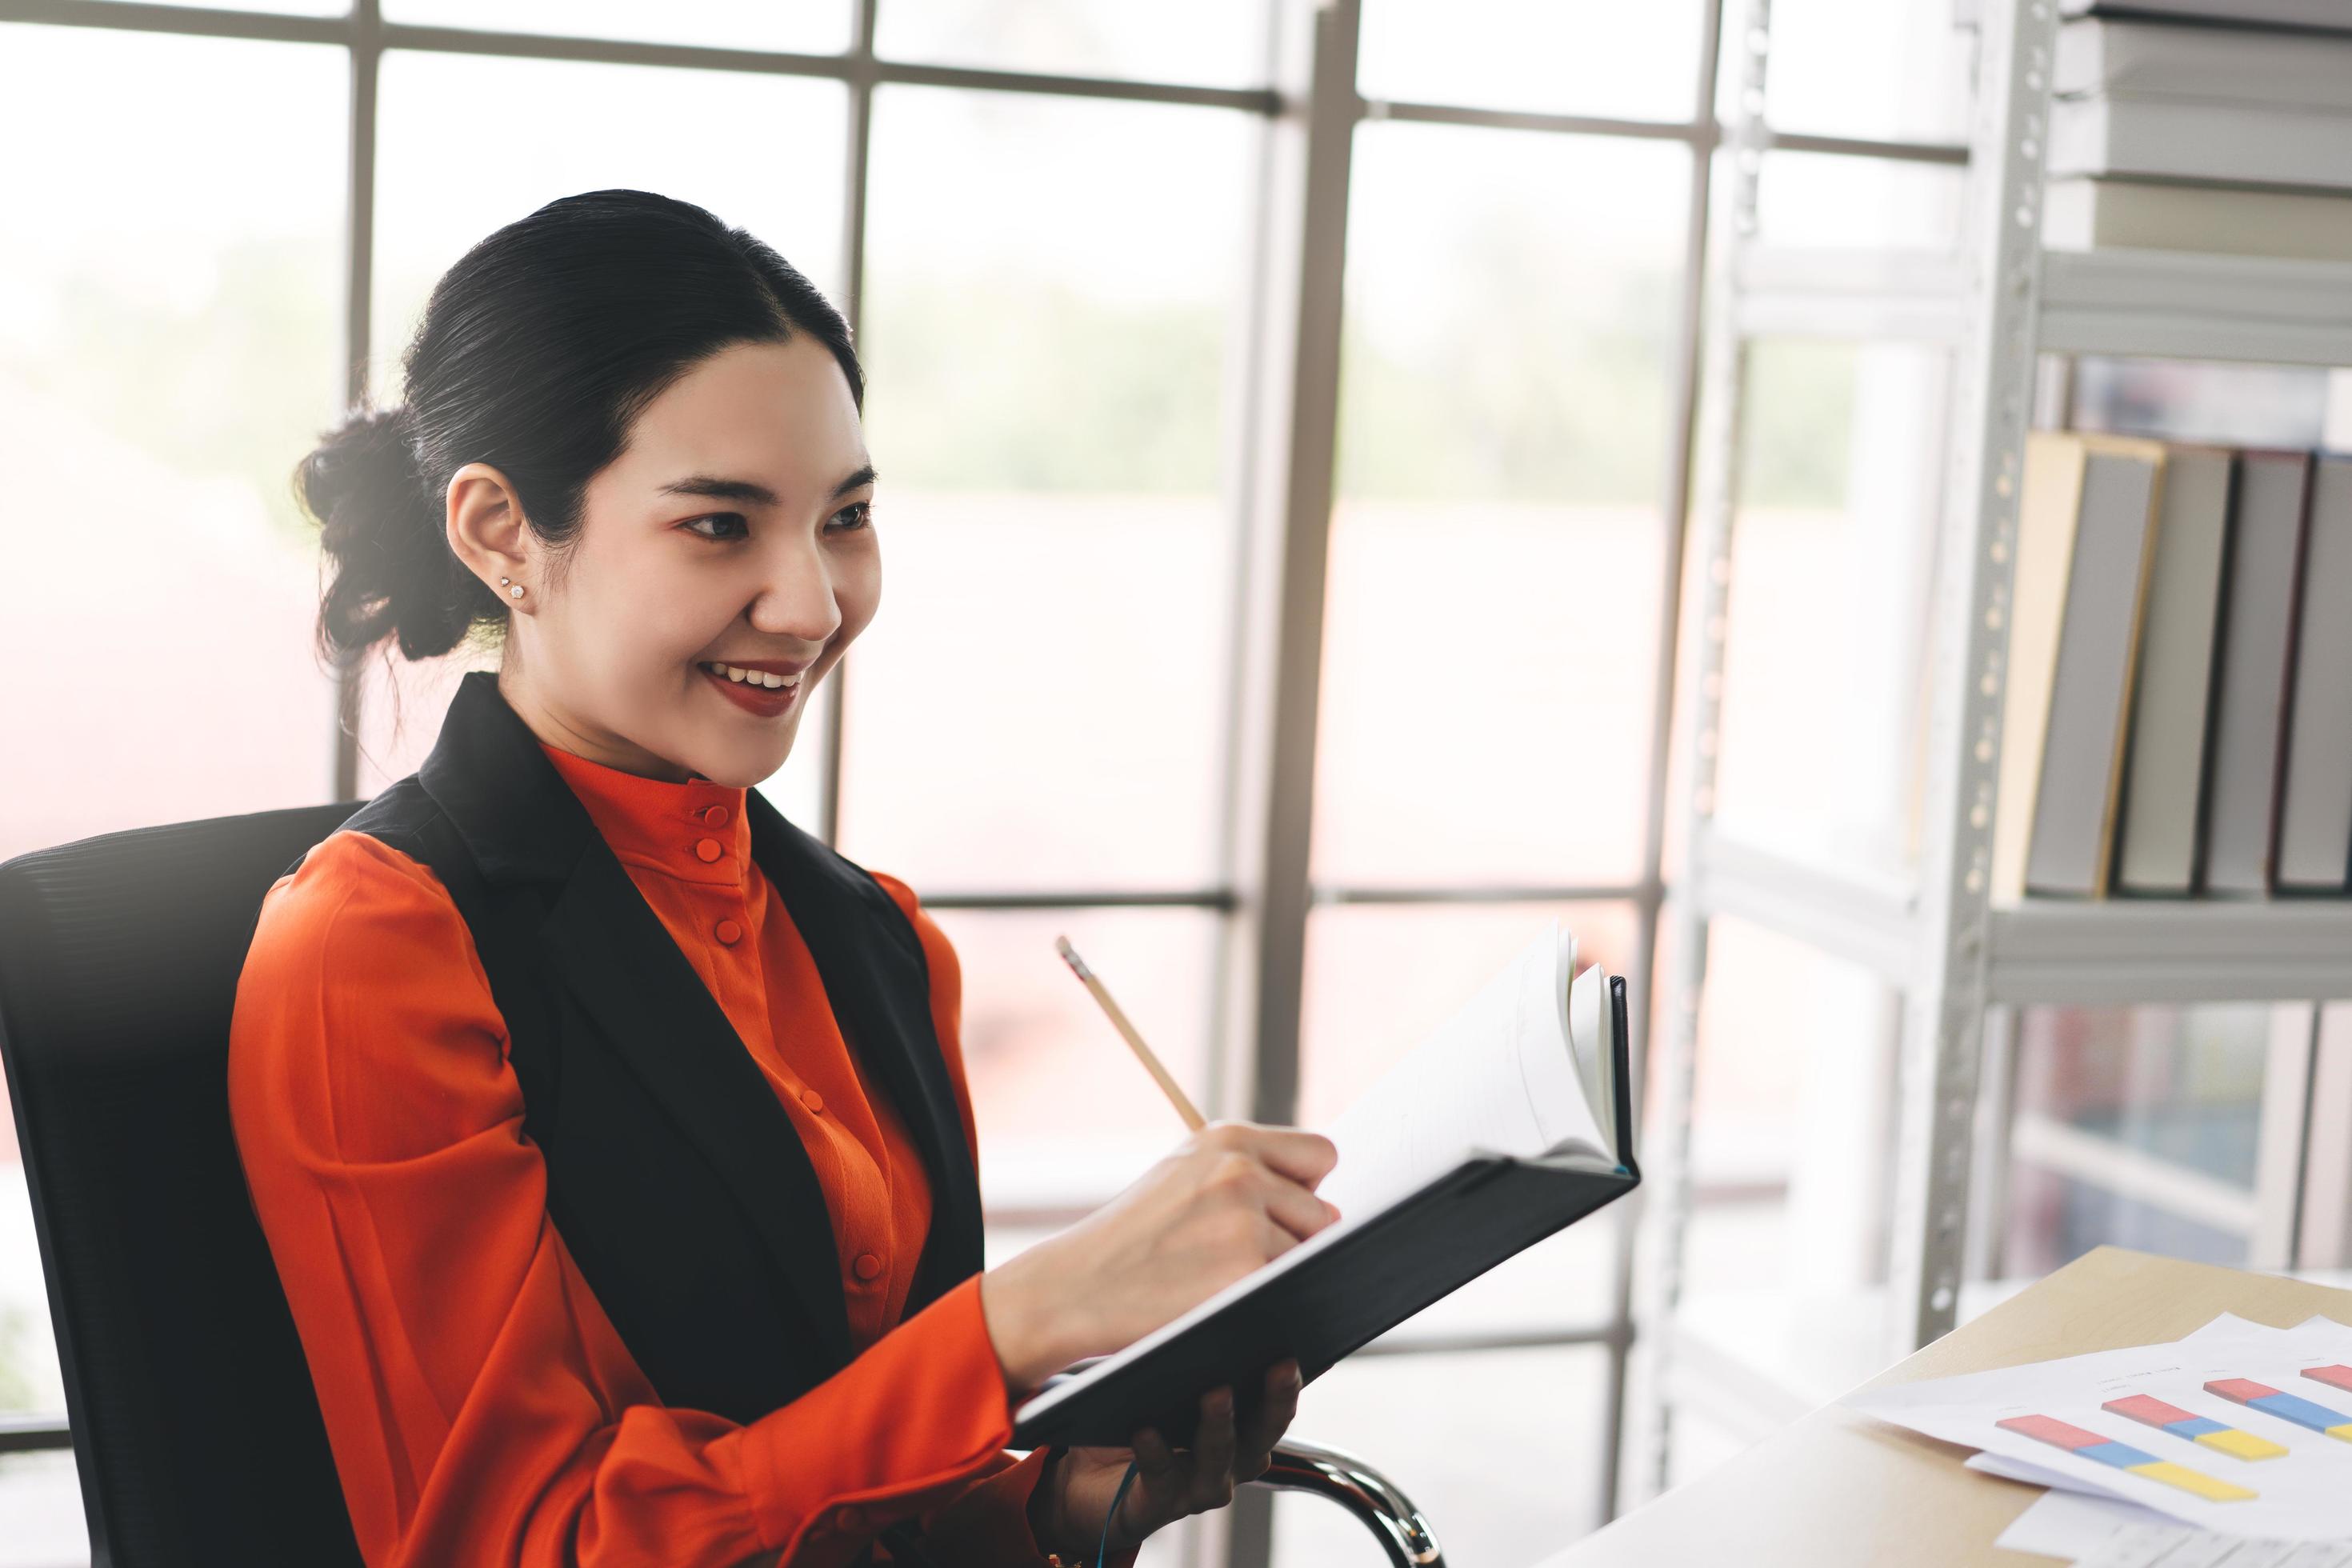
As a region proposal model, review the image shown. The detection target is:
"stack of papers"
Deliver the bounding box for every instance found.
[1846,1313,2352,1563]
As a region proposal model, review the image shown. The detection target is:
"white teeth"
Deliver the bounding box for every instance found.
[702,661,802,690]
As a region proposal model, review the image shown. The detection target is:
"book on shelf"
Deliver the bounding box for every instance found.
[2046,11,2352,258]
[1994,431,2166,902]
[2042,178,2352,264]
[2055,15,2352,107]
[2050,95,2352,193]
[2275,456,2352,890]
[2114,446,2234,894]
[1007,918,1637,1450]
[2061,0,2352,34]
[2206,450,2314,896]
[1999,437,2350,901]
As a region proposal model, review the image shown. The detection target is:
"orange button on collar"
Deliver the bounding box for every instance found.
[702,804,731,827]
[694,838,722,862]
[853,1252,882,1282]
[714,918,742,945]
[800,1087,825,1114]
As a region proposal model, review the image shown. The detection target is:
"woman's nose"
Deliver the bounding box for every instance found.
[745,535,842,643]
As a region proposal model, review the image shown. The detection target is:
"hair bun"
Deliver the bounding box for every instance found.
[298,402,480,664]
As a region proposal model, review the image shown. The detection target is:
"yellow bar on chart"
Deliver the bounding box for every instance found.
[2194,1428,2289,1461]
[2125,1461,2258,1502]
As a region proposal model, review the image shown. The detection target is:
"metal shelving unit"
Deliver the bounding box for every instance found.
[1629,0,2352,1504]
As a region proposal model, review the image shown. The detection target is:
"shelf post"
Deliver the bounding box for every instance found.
[1623,0,1770,1506]
[1884,0,2059,1358]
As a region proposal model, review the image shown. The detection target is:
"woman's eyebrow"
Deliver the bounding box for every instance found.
[658,463,878,506]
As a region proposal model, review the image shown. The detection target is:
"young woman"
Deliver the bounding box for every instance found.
[226,188,1343,1568]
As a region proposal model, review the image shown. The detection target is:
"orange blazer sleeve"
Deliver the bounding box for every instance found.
[226,830,1066,1568]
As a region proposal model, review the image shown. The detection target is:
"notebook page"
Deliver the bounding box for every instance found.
[1311,919,1608,1223]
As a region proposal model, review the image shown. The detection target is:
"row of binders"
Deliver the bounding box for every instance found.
[1994,431,2351,902]
[2050,0,2352,265]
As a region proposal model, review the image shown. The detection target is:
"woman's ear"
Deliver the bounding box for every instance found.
[446,461,532,602]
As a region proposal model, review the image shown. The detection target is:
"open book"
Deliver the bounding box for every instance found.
[1009,918,1637,1450]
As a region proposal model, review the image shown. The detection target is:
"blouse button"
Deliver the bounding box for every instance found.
[800,1087,824,1114]
[694,838,722,862]
[702,803,731,827]
[853,1252,883,1282]
[714,918,742,946]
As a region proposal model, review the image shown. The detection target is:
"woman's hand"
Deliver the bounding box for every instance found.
[978,1120,1343,1391]
[1025,1358,1306,1560]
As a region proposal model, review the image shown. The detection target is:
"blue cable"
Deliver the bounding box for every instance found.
[1095,1457,1142,1568]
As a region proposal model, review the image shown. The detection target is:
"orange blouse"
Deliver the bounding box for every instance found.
[226,738,1070,1568]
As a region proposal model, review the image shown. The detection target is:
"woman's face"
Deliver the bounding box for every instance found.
[450,334,880,787]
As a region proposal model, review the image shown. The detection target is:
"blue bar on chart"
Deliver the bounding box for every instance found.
[2204,1378,2352,1442]
[2102,1394,2287,1461]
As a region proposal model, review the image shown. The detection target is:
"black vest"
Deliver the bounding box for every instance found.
[300,668,986,1428]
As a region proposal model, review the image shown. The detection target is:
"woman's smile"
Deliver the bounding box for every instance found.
[697,658,806,717]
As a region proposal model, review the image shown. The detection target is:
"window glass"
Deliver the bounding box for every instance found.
[385,0,852,54]
[1315,122,1689,888]
[1359,0,1704,123]
[0,23,346,865]
[877,0,1267,89]
[370,50,847,408]
[839,86,1253,890]
[934,906,1222,1213]
[0,1451,84,1566]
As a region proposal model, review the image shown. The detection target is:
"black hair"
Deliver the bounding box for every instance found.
[295,187,862,669]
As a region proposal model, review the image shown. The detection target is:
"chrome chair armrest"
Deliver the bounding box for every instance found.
[1242,1435,1446,1566]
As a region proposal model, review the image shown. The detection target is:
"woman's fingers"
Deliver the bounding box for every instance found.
[1241,1126,1341,1189]
[1234,1359,1303,1479]
[1130,1425,1179,1481]
[1258,1172,1342,1240]
[1192,1386,1238,1506]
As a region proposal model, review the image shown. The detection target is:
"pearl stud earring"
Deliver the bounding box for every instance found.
[499,574,525,599]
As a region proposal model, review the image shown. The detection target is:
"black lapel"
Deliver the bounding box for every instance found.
[418,670,855,1367]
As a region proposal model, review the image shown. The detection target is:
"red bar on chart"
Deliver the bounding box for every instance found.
[2105,1395,2197,1426]
[2305,1365,2352,1396]
[1998,1414,2109,1450]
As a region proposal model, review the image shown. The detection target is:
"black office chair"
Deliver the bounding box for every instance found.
[0,805,1444,1567]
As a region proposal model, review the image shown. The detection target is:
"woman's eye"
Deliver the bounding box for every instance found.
[683,504,870,540]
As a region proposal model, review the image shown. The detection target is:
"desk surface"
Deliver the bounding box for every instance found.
[1546,1247,2352,1566]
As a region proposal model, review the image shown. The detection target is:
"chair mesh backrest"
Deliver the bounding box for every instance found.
[0,802,366,1568]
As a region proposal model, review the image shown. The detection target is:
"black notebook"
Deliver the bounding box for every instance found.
[1009,920,1639,1450]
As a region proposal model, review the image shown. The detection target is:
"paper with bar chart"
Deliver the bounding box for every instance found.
[1846,1313,2352,1539]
